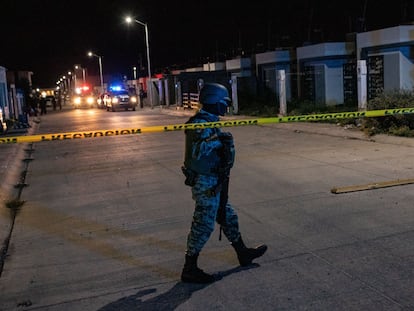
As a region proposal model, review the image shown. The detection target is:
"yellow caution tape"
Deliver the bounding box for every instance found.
[1,107,414,144]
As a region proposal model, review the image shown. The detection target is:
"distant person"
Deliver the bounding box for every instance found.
[139,89,145,108]
[180,83,267,283]
[58,95,62,110]
[40,97,47,115]
[52,96,57,110]
[28,94,38,116]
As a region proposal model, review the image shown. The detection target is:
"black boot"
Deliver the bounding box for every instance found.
[181,253,215,284]
[231,236,268,267]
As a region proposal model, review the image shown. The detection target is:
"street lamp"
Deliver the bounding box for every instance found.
[87,51,104,94]
[67,71,73,95]
[75,65,87,84]
[125,16,153,108]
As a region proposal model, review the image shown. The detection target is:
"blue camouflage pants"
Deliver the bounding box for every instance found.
[186,174,241,256]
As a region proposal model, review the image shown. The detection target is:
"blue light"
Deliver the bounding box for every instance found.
[110,85,123,91]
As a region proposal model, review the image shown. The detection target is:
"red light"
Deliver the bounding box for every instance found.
[82,85,90,91]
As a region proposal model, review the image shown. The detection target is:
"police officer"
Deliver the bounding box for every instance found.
[181,83,267,283]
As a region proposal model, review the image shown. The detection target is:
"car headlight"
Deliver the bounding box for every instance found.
[74,97,81,105]
[130,96,137,103]
[112,97,119,104]
[87,97,95,104]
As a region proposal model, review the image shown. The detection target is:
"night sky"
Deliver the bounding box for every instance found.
[1,0,413,87]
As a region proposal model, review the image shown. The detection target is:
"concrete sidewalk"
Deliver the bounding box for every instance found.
[0,105,67,255]
[0,142,24,262]
[0,117,40,268]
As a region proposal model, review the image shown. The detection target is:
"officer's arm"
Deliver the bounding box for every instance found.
[192,128,222,160]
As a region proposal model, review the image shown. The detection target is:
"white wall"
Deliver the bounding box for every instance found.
[297,42,354,60]
[357,25,414,54]
[399,53,414,90]
[255,50,291,65]
[202,62,225,71]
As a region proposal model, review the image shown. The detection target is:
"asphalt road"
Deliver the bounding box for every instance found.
[1,106,414,310]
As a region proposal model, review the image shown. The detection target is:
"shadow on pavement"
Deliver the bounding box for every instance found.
[97,264,260,311]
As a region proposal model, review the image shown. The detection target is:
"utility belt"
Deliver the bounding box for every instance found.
[181,166,219,187]
[181,166,230,198]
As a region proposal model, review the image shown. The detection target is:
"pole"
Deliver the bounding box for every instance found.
[98,56,104,94]
[144,23,153,108]
[278,70,287,116]
[125,17,153,108]
[73,72,77,90]
[357,60,367,110]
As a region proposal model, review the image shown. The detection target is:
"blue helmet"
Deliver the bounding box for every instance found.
[199,83,231,116]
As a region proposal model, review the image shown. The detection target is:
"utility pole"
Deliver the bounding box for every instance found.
[360,0,368,32]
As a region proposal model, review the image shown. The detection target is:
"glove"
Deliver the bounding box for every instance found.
[181,166,197,187]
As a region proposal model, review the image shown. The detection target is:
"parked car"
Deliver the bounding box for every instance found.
[44,95,56,108]
[105,87,137,112]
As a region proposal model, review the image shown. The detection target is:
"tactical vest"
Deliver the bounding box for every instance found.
[184,111,221,176]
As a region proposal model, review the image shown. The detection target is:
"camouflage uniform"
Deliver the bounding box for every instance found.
[184,110,241,256]
[181,83,267,284]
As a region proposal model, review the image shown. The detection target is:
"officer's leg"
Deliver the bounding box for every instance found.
[186,197,218,255]
[219,202,268,267]
[182,175,220,283]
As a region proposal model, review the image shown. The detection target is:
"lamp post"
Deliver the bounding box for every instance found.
[125,16,153,108]
[62,76,68,93]
[82,68,86,84]
[67,71,73,96]
[75,65,87,85]
[87,51,104,94]
[73,66,78,89]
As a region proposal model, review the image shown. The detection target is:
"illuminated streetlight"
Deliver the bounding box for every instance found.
[75,65,86,84]
[125,16,153,108]
[67,71,73,95]
[87,51,104,94]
